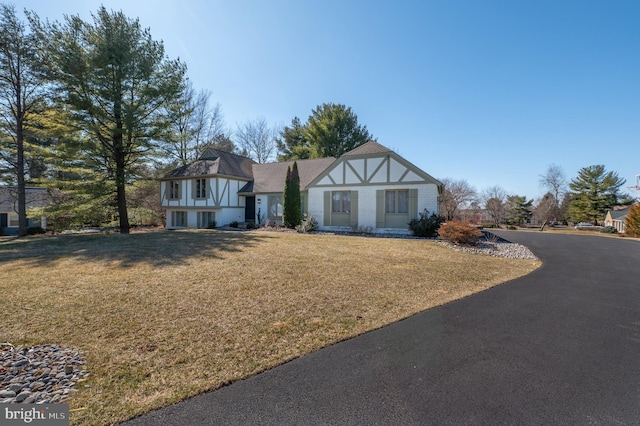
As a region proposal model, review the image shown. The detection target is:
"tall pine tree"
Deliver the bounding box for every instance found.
[31,7,186,234]
[567,165,626,224]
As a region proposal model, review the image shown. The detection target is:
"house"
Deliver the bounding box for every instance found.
[0,187,51,235]
[604,207,628,233]
[160,141,443,233]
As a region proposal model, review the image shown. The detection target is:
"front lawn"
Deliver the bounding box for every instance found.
[0,230,540,425]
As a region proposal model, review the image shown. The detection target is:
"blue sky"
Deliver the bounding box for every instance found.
[22,0,640,200]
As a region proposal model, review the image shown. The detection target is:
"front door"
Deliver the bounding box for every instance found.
[245,196,255,222]
[0,213,7,228]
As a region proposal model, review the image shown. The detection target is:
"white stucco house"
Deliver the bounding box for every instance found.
[160,141,443,233]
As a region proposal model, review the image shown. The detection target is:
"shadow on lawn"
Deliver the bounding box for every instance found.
[0,229,272,268]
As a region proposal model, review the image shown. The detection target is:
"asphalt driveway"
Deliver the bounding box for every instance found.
[124,231,640,425]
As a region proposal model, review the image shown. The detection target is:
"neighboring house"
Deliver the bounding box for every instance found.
[160,141,443,233]
[604,207,628,233]
[0,187,51,235]
[459,209,495,225]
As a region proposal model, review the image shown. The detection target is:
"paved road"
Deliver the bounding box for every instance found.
[125,232,640,425]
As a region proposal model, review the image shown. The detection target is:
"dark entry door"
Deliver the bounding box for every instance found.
[0,213,7,228]
[245,196,255,222]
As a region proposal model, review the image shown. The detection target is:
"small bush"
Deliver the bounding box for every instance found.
[246,221,256,229]
[600,226,618,234]
[207,221,217,229]
[408,209,444,238]
[229,221,239,228]
[438,220,483,245]
[27,226,46,235]
[481,222,498,229]
[507,225,517,230]
[295,214,318,233]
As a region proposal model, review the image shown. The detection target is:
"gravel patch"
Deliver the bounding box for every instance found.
[437,240,538,260]
[0,343,87,404]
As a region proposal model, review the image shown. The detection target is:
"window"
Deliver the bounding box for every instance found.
[332,191,351,213]
[168,181,180,199]
[197,211,215,228]
[171,211,187,227]
[8,213,19,227]
[385,190,408,214]
[269,195,283,217]
[194,178,207,199]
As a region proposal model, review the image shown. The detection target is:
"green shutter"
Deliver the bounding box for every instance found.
[350,191,358,227]
[324,191,331,226]
[302,192,307,215]
[164,182,170,201]
[376,190,385,228]
[409,188,418,219]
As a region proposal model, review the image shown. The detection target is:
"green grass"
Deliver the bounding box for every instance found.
[0,229,540,425]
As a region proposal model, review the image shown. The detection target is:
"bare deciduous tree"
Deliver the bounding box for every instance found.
[440,178,478,220]
[539,164,566,221]
[163,81,230,164]
[533,192,557,230]
[482,185,508,227]
[234,117,277,164]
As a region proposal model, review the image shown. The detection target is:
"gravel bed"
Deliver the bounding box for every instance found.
[0,343,87,404]
[437,240,538,259]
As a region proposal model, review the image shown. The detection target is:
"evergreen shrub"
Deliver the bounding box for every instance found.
[408,209,444,238]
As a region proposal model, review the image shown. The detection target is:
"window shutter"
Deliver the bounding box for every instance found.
[376,190,385,228]
[191,180,197,199]
[409,188,418,219]
[324,191,331,226]
[350,191,359,227]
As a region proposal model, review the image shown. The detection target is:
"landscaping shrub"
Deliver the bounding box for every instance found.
[207,221,217,229]
[625,203,640,237]
[246,221,256,229]
[600,226,618,234]
[481,222,498,229]
[26,227,46,235]
[295,214,318,233]
[438,220,483,245]
[229,221,239,228]
[408,209,444,238]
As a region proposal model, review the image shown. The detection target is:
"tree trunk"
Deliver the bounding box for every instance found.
[113,127,130,234]
[117,178,129,234]
[16,105,27,237]
[539,218,548,232]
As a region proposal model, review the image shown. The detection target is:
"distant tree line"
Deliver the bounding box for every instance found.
[439,163,636,229]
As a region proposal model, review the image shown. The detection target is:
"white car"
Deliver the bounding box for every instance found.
[575,222,595,229]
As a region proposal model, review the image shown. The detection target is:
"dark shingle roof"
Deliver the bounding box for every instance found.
[163,149,255,180]
[342,141,392,157]
[609,208,628,221]
[240,158,336,194]
[0,187,52,210]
